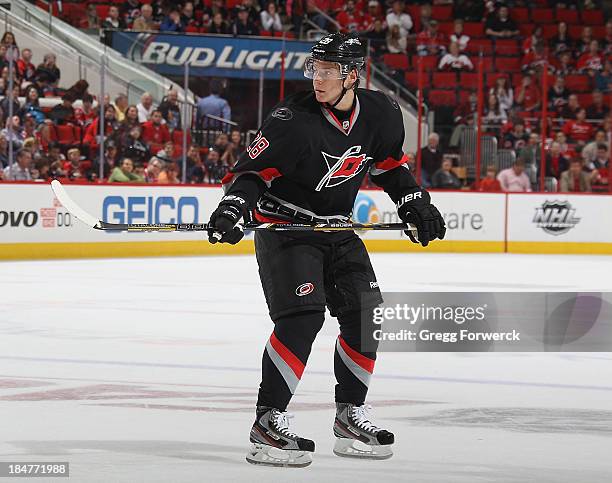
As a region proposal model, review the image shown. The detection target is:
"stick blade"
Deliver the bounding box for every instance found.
[51,180,101,229]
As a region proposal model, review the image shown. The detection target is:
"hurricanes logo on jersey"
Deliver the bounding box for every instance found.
[316,145,372,191]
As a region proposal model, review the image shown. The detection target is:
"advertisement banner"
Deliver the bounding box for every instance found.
[506,194,612,243]
[0,184,222,244]
[3,184,612,259]
[110,31,312,80]
[351,190,505,242]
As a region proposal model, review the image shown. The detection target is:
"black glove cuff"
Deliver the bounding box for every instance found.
[396,189,431,210]
[219,194,247,218]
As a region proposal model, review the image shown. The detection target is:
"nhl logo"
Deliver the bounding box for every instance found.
[533,200,581,235]
[342,120,350,130]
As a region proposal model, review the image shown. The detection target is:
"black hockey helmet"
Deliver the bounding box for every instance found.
[304,32,366,79]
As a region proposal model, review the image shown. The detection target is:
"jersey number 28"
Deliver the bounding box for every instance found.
[247,132,270,160]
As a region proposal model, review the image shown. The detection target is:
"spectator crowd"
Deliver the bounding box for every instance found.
[8,1,611,193]
[373,1,610,193]
[0,26,244,184]
[63,0,295,38]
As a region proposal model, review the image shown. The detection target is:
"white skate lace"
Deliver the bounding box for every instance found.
[271,410,299,439]
[350,404,382,433]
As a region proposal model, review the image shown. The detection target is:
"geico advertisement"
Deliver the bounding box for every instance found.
[1,185,508,244]
[0,184,222,243]
[507,194,612,242]
[352,190,505,241]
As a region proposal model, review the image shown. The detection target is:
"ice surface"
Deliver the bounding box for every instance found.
[1,252,612,483]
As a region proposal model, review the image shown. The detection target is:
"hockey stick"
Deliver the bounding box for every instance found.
[51,180,417,233]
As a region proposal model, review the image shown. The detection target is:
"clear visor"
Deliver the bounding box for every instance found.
[303,57,345,80]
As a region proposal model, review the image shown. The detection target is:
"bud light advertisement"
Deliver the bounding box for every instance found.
[110,31,313,80]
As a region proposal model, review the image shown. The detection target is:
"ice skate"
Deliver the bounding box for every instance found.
[246,406,315,467]
[333,402,394,459]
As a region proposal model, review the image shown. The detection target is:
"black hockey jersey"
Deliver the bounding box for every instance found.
[222,88,418,223]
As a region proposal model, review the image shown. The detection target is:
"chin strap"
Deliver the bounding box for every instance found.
[326,72,358,108]
[329,87,348,108]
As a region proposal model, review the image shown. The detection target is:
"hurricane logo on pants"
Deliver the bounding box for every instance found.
[316,145,372,191]
[295,283,314,297]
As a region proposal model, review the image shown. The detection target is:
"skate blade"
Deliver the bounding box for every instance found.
[246,443,313,468]
[333,438,393,460]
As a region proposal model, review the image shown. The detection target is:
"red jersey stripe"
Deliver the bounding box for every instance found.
[221,168,282,186]
[221,172,234,185]
[324,106,344,130]
[374,154,409,171]
[259,167,282,181]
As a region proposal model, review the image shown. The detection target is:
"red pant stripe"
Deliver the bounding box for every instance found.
[338,336,375,374]
[269,332,305,379]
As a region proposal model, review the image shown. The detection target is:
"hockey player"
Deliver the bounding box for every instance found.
[207,32,446,467]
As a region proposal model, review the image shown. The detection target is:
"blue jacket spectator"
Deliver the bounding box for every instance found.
[160,9,185,33]
[197,80,231,131]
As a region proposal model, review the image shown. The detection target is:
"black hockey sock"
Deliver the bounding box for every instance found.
[257,310,325,411]
[334,309,379,405]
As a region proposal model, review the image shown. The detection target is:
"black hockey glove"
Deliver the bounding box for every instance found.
[396,188,446,247]
[207,195,248,245]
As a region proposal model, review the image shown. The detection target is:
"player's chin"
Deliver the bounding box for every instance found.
[314,89,328,103]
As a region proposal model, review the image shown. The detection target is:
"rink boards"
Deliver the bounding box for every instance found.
[1,183,611,260]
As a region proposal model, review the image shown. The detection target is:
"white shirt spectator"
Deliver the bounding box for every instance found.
[261,10,282,32]
[3,163,31,181]
[386,11,413,38]
[137,102,155,123]
[497,166,532,192]
[450,33,470,51]
[483,106,508,124]
[489,86,514,112]
[438,53,473,71]
[387,36,407,54]
[582,139,605,163]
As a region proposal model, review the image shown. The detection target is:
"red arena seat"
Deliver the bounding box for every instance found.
[542,24,558,39]
[416,56,439,71]
[432,72,458,89]
[428,89,457,106]
[383,53,409,70]
[495,39,520,56]
[431,6,452,21]
[511,8,530,23]
[556,9,580,24]
[531,8,554,23]
[519,23,537,38]
[592,26,606,39]
[466,39,493,55]
[463,22,484,37]
[480,56,495,72]
[437,22,454,36]
[581,10,604,25]
[458,89,474,103]
[95,5,110,19]
[404,71,419,89]
[576,93,594,107]
[497,57,521,72]
[564,74,592,93]
[460,72,479,89]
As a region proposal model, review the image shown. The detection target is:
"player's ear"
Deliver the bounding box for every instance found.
[344,69,358,89]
